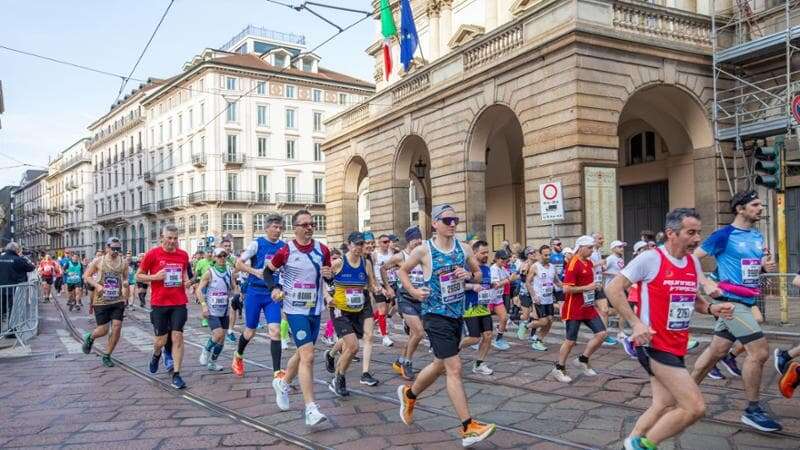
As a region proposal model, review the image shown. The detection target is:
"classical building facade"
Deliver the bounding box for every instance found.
[12,170,48,255]
[45,138,93,257]
[323,0,756,250]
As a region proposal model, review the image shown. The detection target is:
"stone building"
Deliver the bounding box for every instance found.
[45,138,93,257]
[12,170,48,256]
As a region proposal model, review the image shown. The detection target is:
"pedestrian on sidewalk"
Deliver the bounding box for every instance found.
[0,242,35,324]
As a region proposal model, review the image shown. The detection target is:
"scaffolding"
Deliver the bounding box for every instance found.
[711,0,800,194]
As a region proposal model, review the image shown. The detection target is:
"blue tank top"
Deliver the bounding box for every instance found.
[424,238,467,318]
[247,237,286,294]
[465,265,491,310]
[700,225,764,305]
[334,256,367,287]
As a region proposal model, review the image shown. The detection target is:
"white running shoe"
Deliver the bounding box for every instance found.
[321,335,335,346]
[272,376,291,411]
[551,367,572,383]
[207,361,223,371]
[472,362,494,375]
[198,348,210,366]
[572,357,598,376]
[382,336,394,347]
[305,402,327,426]
[281,339,289,350]
[617,331,628,341]
[469,343,480,351]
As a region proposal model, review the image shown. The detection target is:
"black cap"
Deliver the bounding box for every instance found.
[388,234,399,242]
[495,250,510,260]
[730,190,759,213]
[347,231,365,244]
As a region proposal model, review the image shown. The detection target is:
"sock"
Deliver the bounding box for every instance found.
[462,418,473,431]
[555,363,565,370]
[325,320,334,338]
[237,334,250,355]
[138,292,146,303]
[172,371,180,378]
[476,360,483,367]
[164,338,172,355]
[406,388,417,400]
[496,333,503,340]
[271,339,282,372]
[579,354,589,363]
[280,319,289,340]
[211,343,223,361]
[227,327,234,334]
[377,313,388,336]
[205,338,215,352]
[728,351,737,359]
[747,401,760,411]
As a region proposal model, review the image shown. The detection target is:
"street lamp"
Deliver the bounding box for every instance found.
[413,158,427,179]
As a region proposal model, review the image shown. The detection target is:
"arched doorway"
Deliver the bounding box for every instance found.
[393,134,432,237]
[342,156,368,237]
[466,104,526,250]
[617,84,714,255]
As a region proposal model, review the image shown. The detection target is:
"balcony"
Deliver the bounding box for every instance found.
[188,191,209,204]
[223,153,246,166]
[257,192,271,203]
[65,221,80,231]
[140,203,157,215]
[191,154,206,167]
[188,190,256,204]
[65,181,78,190]
[47,225,62,235]
[143,171,155,184]
[46,207,59,216]
[157,197,187,211]
[274,193,324,206]
[97,210,128,226]
[75,200,85,209]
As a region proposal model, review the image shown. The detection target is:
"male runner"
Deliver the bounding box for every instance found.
[590,233,616,345]
[220,238,241,343]
[524,245,561,351]
[64,253,84,312]
[397,204,496,447]
[198,247,238,371]
[489,250,515,350]
[551,235,608,383]
[385,226,425,380]
[606,208,735,450]
[461,240,496,375]
[690,190,782,431]
[604,240,627,341]
[137,224,191,389]
[264,209,330,426]
[357,231,380,386]
[550,238,566,303]
[372,234,396,348]
[81,237,129,367]
[232,214,286,377]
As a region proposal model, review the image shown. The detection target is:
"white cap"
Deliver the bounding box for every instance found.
[574,235,595,248]
[213,248,228,257]
[609,240,627,249]
[562,247,574,255]
[633,241,648,253]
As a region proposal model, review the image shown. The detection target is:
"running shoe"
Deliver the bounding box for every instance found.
[171,374,187,389]
[621,337,637,359]
[81,332,94,354]
[321,335,335,346]
[401,361,415,380]
[360,372,379,386]
[272,374,291,411]
[686,338,699,351]
[329,374,349,397]
[164,350,174,373]
[572,357,598,376]
[516,323,528,340]
[707,366,725,380]
[397,385,416,425]
[472,362,494,375]
[199,348,210,366]
[304,402,327,426]
[602,335,618,346]
[392,360,404,377]
[616,331,628,341]
[492,337,510,351]
[281,339,289,350]
[623,436,656,450]
[226,330,236,342]
[741,405,782,432]
[530,339,547,352]
[460,420,496,448]
[207,361,223,371]
[382,336,395,347]
[149,352,161,374]
[352,354,361,362]
[231,353,245,377]
[774,348,791,375]
[325,349,335,374]
[720,352,742,378]
[779,362,800,398]
[101,354,114,368]
[551,367,572,383]
[470,343,480,351]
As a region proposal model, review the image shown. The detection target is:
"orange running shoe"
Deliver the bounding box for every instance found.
[460,420,497,448]
[392,360,403,375]
[397,385,416,425]
[779,361,799,398]
[231,353,245,377]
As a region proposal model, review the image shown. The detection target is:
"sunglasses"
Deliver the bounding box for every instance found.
[351,241,365,246]
[296,222,315,229]
[379,240,390,244]
[440,217,459,226]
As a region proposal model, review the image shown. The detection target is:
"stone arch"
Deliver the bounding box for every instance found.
[342,154,369,236]
[391,133,432,237]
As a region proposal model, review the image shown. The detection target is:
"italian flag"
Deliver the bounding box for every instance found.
[380,0,397,80]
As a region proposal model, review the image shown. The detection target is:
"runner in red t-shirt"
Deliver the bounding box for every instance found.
[137,225,190,389]
[605,208,733,450]
[551,235,607,383]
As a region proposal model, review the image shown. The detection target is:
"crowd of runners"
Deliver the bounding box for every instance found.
[37,191,800,448]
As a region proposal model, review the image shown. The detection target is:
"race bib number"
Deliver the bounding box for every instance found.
[667,293,695,331]
[554,263,564,277]
[67,272,81,284]
[164,264,183,288]
[208,290,228,307]
[290,281,317,309]
[345,287,364,308]
[387,268,398,283]
[439,272,465,304]
[477,288,493,305]
[540,281,554,304]
[582,289,595,307]
[593,271,603,284]
[410,269,425,287]
[741,258,761,286]
[103,275,121,299]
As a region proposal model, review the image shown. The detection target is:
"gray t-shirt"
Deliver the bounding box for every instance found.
[604,253,625,288]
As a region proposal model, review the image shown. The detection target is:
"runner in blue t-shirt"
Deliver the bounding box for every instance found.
[690,190,781,433]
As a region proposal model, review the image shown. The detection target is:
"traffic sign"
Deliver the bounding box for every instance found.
[792,94,800,125]
[539,181,564,221]
[206,236,215,246]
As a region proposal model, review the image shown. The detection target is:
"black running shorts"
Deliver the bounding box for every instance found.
[636,346,686,376]
[333,309,367,339]
[94,302,125,326]
[150,305,188,336]
[465,315,493,338]
[565,317,606,341]
[423,313,462,359]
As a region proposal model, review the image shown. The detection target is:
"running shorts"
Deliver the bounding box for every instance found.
[150,305,188,336]
[41,276,54,285]
[712,298,764,344]
[554,291,564,303]
[230,293,243,312]
[286,314,320,348]
[333,308,368,339]
[136,282,148,290]
[373,292,390,304]
[565,317,606,341]
[244,290,282,329]
[519,294,533,308]
[94,302,125,326]
[207,314,230,331]
[422,313,462,359]
[398,297,422,317]
[594,289,607,301]
[535,304,555,318]
[67,282,83,292]
[636,346,685,376]
[465,314,493,338]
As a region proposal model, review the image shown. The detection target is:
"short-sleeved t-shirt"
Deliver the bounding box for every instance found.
[604,254,625,288]
[621,249,702,287]
[270,239,331,269]
[700,225,764,304]
[139,247,190,307]
[562,257,599,321]
[194,258,212,279]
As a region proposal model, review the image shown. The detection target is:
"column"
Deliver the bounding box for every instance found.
[439,0,453,54]
[428,1,441,60]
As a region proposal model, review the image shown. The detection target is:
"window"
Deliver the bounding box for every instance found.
[339,93,347,105]
[189,215,197,232]
[313,112,323,132]
[303,59,314,72]
[286,176,296,202]
[314,178,324,203]
[226,101,237,122]
[286,140,295,159]
[257,105,268,126]
[253,213,268,231]
[258,175,269,202]
[130,162,134,180]
[312,89,322,103]
[167,147,174,168]
[627,131,657,166]
[258,137,268,157]
[159,124,163,143]
[223,212,243,231]
[314,142,323,161]
[286,85,295,98]
[227,135,237,157]
[256,81,266,95]
[227,173,238,197]
[200,136,205,154]
[313,215,326,231]
[226,77,237,90]
[283,214,293,229]
[200,102,205,123]
[274,54,286,67]
[188,108,193,129]
[168,119,173,140]
[285,108,296,129]
[200,213,209,232]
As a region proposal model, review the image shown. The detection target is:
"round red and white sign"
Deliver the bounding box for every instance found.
[542,183,559,201]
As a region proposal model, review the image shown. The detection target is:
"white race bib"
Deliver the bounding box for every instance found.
[477,288,493,305]
[439,272,465,304]
[410,269,425,287]
[667,293,694,331]
[740,258,761,286]
[103,275,121,299]
[345,287,364,308]
[583,289,595,307]
[164,264,183,288]
[540,281,554,304]
[290,281,317,308]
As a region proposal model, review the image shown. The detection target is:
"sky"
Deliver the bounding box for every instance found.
[0,0,376,188]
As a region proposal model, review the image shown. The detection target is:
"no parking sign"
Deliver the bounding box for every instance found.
[792,94,800,125]
[539,181,564,221]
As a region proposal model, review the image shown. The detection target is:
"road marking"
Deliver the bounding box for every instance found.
[123,326,155,352]
[56,328,84,354]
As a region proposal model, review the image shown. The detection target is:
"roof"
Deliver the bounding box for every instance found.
[214,54,373,88]
[88,78,171,130]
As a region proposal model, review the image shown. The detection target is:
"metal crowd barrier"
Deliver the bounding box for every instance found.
[0,281,40,348]
[757,273,799,324]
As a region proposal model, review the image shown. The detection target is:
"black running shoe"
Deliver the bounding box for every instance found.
[325,350,335,374]
[360,372,379,386]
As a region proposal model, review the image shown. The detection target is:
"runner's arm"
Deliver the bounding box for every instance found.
[462,243,481,283]
[236,241,262,278]
[196,271,211,305]
[365,259,380,294]
[398,245,426,297]
[605,274,638,325]
[83,259,100,289]
[525,265,536,301]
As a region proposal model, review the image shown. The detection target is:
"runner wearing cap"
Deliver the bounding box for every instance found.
[81,237,130,368]
[690,190,782,432]
[604,240,627,343]
[489,250,515,350]
[372,234,396,348]
[461,240,497,375]
[198,248,239,371]
[64,252,84,312]
[551,235,608,383]
[590,232,617,346]
[386,226,425,380]
[359,231,380,386]
[397,204,496,446]
[232,213,287,378]
[606,208,735,450]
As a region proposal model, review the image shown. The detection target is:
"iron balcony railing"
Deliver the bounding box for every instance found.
[274,192,324,205]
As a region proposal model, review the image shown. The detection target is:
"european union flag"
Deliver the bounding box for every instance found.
[399,0,419,72]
